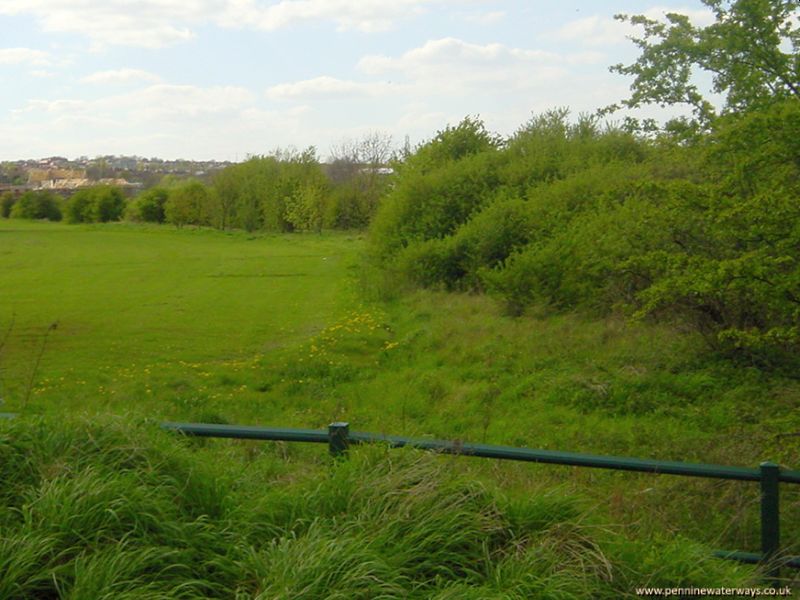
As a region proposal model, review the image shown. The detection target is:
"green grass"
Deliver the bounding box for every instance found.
[0,415,756,598]
[1,219,798,591]
[0,220,360,415]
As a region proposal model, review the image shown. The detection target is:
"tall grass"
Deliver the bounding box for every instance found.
[0,416,755,598]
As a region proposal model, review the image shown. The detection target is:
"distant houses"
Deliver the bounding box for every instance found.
[35,177,139,192]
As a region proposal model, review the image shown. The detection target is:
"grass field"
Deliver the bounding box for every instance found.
[1,219,799,594]
[0,219,360,416]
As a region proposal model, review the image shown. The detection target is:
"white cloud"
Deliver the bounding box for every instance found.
[553,6,715,47]
[220,0,440,33]
[0,47,52,66]
[20,84,255,121]
[266,76,396,100]
[0,0,471,47]
[357,37,575,96]
[359,37,559,74]
[81,68,162,84]
[2,82,295,159]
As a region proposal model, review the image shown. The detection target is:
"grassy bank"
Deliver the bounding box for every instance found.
[1,220,798,591]
[0,416,755,598]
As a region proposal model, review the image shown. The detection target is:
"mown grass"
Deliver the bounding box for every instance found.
[0,219,360,414]
[1,220,798,590]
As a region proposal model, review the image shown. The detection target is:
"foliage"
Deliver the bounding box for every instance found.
[606,0,800,130]
[209,148,329,233]
[285,182,325,233]
[367,1,800,367]
[623,100,800,365]
[8,191,62,221]
[127,187,169,223]
[370,141,502,260]
[64,186,125,224]
[0,192,16,218]
[0,416,756,597]
[164,180,211,228]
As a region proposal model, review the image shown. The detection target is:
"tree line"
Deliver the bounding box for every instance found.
[1,137,394,232]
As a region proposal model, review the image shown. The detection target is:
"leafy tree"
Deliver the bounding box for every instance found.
[128,187,169,223]
[0,192,16,218]
[65,189,94,223]
[284,183,321,233]
[164,181,210,228]
[606,0,799,130]
[91,187,125,222]
[64,186,125,223]
[9,191,62,221]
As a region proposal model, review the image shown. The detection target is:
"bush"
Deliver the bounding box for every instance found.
[370,150,501,260]
[622,101,800,365]
[9,191,62,221]
[0,192,16,218]
[164,181,211,228]
[210,149,328,233]
[127,187,169,223]
[65,186,125,223]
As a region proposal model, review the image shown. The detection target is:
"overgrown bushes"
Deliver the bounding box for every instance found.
[369,100,800,366]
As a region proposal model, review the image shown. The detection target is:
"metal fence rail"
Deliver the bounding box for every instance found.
[161,420,800,585]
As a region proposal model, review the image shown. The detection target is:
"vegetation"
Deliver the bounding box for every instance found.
[605,0,799,132]
[1,1,798,593]
[64,186,126,224]
[369,108,799,368]
[6,191,62,221]
[1,221,798,591]
[0,416,755,598]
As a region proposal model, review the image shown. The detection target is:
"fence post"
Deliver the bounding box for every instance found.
[760,461,780,586]
[329,422,350,458]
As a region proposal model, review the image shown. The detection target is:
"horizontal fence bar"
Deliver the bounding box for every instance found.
[159,421,800,484]
[713,551,800,570]
[349,432,800,483]
[160,422,329,444]
[161,421,800,573]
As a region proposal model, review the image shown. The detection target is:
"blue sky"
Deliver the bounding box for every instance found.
[0,1,713,161]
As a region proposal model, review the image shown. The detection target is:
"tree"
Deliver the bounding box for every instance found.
[286,183,325,233]
[64,186,124,223]
[606,0,799,130]
[9,191,61,221]
[0,192,16,218]
[326,132,394,228]
[91,187,125,222]
[128,187,169,223]
[164,181,210,228]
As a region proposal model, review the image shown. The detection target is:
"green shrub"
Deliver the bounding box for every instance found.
[127,187,169,223]
[370,150,501,260]
[0,192,16,218]
[164,180,211,228]
[622,101,800,365]
[9,191,62,221]
[64,186,125,223]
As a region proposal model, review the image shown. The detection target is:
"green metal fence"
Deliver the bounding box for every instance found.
[161,420,800,584]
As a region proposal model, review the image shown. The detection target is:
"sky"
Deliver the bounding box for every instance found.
[0,0,715,162]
